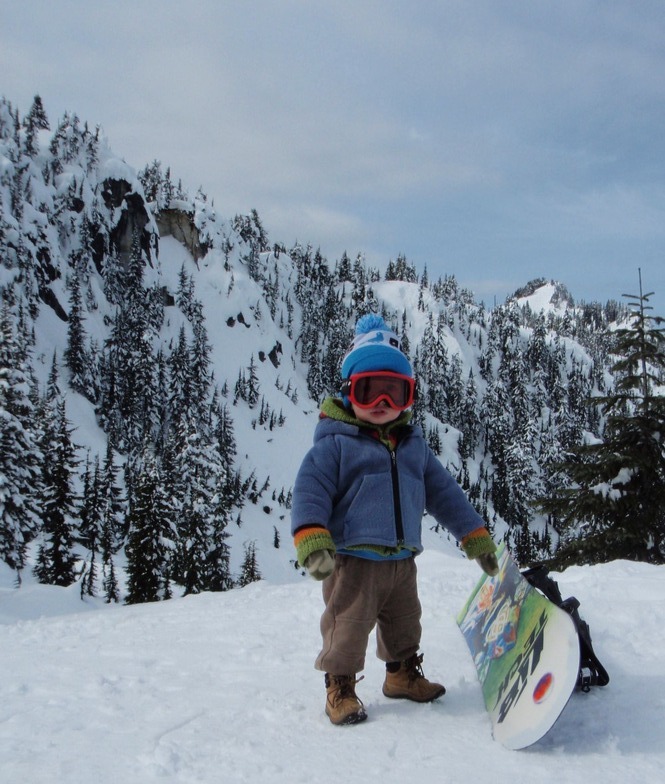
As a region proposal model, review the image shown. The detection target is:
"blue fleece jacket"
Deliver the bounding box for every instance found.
[291,412,486,554]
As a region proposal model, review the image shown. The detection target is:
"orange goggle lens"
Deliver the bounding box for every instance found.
[344,372,415,410]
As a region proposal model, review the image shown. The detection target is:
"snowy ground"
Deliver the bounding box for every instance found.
[1,549,664,784]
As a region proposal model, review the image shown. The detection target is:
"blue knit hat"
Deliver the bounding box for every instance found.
[341,314,412,379]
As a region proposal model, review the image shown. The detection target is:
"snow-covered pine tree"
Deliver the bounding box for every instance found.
[189,303,213,425]
[336,251,353,283]
[168,323,193,422]
[420,312,449,422]
[99,231,160,452]
[237,540,261,586]
[385,253,417,282]
[171,419,228,594]
[64,272,90,398]
[206,478,234,593]
[125,449,176,604]
[34,394,79,587]
[78,453,103,597]
[102,250,125,306]
[0,300,42,574]
[99,440,125,602]
[458,370,480,459]
[539,281,665,566]
[22,95,49,158]
[246,355,260,408]
[320,287,351,397]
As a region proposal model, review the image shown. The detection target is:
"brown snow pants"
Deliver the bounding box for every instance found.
[315,554,422,675]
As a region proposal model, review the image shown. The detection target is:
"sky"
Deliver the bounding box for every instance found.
[2,0,665,314]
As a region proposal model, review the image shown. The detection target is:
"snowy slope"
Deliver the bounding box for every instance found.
[28,221,321,584]
[7,121,639,588]
[5,116,665,782]
[1,552,664,783]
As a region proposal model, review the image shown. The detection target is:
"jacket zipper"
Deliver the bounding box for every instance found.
[389,449,405,545]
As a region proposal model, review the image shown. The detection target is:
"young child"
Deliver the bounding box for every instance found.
[292,314,498,725]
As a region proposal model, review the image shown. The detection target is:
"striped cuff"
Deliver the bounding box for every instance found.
[294,526,336,567]
[461,527,497,559]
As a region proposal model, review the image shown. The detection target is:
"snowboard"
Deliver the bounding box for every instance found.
[457,543,580,750]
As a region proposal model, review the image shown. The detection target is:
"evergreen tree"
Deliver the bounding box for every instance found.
[125,450,176,604]
[206,484,234,593]
[99,441,125,602]
[0,303,42,573]
[320,295,351,396]
[246,355,260,408]
[34,397,79,587]
[22,95,49,158]
[481,377,513,520]
[102,250,125,305]
[189,304,213,424]
[64,273,90,397]
[385,254,417,282]
[504,416,543,532]
[170,320,193,405]
[214,401,240,506]
[421,313,449,422]
[171,420,227,594]
[459,371,480,459]
[176,263,196,321]
[444,353,465,430]
[78,453,104,597]
[100,266,157,451]
[337,251,353,283]
[152,348,170,452]
[538,281,665,566]
[238,541,261,587]
[138,160,166,205]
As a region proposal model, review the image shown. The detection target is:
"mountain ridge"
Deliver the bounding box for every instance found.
[0,95,637,597]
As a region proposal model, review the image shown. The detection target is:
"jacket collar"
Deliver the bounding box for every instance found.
[319,397,412,442]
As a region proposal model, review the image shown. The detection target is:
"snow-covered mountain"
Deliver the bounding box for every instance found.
[0,95,642,598]
[3,93,665,783]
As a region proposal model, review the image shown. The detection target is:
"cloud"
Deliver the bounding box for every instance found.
[261,202,369,256]
[2,0,665,312]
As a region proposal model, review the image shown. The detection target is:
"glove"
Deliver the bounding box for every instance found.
[304,549,336,580]
[476,552,499,576]
[294,525,336,580]
[461,527,498,575]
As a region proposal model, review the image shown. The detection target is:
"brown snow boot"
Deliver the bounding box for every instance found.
[324,674,367,725]
[382,653,446,702]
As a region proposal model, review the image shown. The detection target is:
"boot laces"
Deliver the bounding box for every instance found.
[403,653,426,682]
[327,674,365,707]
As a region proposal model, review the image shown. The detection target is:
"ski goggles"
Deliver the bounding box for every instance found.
[341,371,416,411]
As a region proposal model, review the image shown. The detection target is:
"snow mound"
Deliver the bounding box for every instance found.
[2,552,664,783]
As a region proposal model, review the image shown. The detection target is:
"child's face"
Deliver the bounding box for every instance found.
[351,401,402,426]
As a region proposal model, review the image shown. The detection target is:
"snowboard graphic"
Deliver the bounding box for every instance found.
[457,543,580,750]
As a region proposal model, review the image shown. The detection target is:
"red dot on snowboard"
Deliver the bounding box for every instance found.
[533,673,554,704]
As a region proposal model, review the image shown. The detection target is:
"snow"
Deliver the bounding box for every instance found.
[2,551,664,783]
[5,122,665,782]
[519,282,561,314]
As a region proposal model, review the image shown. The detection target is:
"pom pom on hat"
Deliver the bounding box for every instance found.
[341,315,412,379]
[353,314,389,336]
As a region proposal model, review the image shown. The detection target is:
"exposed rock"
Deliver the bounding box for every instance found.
[268,342,283,368]
[103,179,154,269]
[154,208,209,261]
[39,287,68,321]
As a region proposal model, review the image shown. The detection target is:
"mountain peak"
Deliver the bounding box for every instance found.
[510,278,574,312]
